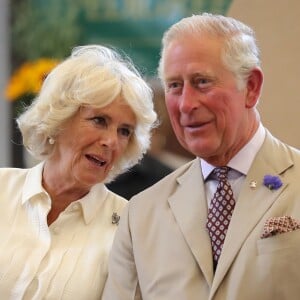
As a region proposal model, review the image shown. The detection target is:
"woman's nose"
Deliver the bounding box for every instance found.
[100,130,118,149]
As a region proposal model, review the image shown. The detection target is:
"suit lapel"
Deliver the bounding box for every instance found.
[168,158,214,286]
[210,131,293,296]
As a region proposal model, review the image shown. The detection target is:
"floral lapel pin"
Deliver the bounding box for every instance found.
[263,175,283,191]
[249,180,257,189]
[111,212,120,225]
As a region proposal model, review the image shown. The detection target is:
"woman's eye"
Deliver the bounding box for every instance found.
[119,127,132,137]
[93,116,106,126]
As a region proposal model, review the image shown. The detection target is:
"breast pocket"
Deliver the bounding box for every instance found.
[257,229,300,255]
[255,229,300,297]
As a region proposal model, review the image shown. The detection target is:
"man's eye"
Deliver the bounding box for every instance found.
[170,82,180,88]
[194,77,212,88]
[166,81,182,92]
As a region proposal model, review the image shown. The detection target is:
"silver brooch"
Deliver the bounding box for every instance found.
[111,212,120,225]
[249,180,257,189]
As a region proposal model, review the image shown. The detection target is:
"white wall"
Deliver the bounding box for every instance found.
[0,0,11,167]
[228,0,300,148]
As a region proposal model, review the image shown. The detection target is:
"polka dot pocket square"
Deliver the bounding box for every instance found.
[261,216,300,239]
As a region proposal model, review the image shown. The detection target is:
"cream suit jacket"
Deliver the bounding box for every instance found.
[102,130,300,300]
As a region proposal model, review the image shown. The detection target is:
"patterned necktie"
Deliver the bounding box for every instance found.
[206,166,235,270]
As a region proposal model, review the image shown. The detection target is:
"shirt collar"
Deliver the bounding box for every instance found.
[22,162,47,205]
[201,123,266,180]
[78,183,109,224]
[22,162,109,224]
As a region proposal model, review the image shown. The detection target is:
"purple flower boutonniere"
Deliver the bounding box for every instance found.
[263,175,283,191]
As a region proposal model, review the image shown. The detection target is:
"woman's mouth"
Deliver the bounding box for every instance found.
[86,154,107,166]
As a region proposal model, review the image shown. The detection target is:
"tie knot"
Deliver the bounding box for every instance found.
[213,166,230,181]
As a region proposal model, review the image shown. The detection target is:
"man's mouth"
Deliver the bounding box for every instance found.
[184,121,210,128]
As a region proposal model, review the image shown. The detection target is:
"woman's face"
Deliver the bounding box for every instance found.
[50,96,136,189]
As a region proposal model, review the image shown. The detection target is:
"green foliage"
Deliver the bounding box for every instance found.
[10,0,232,74]
[11,0,83,61]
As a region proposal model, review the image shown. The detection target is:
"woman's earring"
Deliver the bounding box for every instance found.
[48,137,55,145]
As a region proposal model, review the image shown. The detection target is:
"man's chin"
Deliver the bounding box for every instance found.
[187,142,217,158]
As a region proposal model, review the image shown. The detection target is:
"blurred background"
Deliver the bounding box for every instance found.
[1,0,232,170]
[1,0,300,174]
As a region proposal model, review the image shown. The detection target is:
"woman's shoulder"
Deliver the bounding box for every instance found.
[0,167,29,181]
[105,188,128,210]
[107,189,128,204]
[0,168,30,199]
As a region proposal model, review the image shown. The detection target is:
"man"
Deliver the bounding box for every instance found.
[102,13,300,299]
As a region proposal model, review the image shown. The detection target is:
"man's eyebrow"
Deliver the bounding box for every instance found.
[164,74,182,82]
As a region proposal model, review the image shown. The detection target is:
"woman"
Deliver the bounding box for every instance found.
[0,45,157,299]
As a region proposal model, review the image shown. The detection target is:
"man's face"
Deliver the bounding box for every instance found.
[162,35,256,165]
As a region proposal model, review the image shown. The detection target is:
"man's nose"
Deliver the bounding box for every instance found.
[179,84,201,113]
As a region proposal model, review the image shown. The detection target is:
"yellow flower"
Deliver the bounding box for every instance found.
[5,58,59,101]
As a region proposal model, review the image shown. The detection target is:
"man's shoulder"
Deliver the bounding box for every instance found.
[260,131,300,175]
[129,158,198,203]
[262,130,300,157]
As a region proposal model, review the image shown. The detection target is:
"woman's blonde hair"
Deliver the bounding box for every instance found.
[17,45,157,182]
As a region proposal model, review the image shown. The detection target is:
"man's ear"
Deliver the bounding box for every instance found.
[245,67,264,108]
